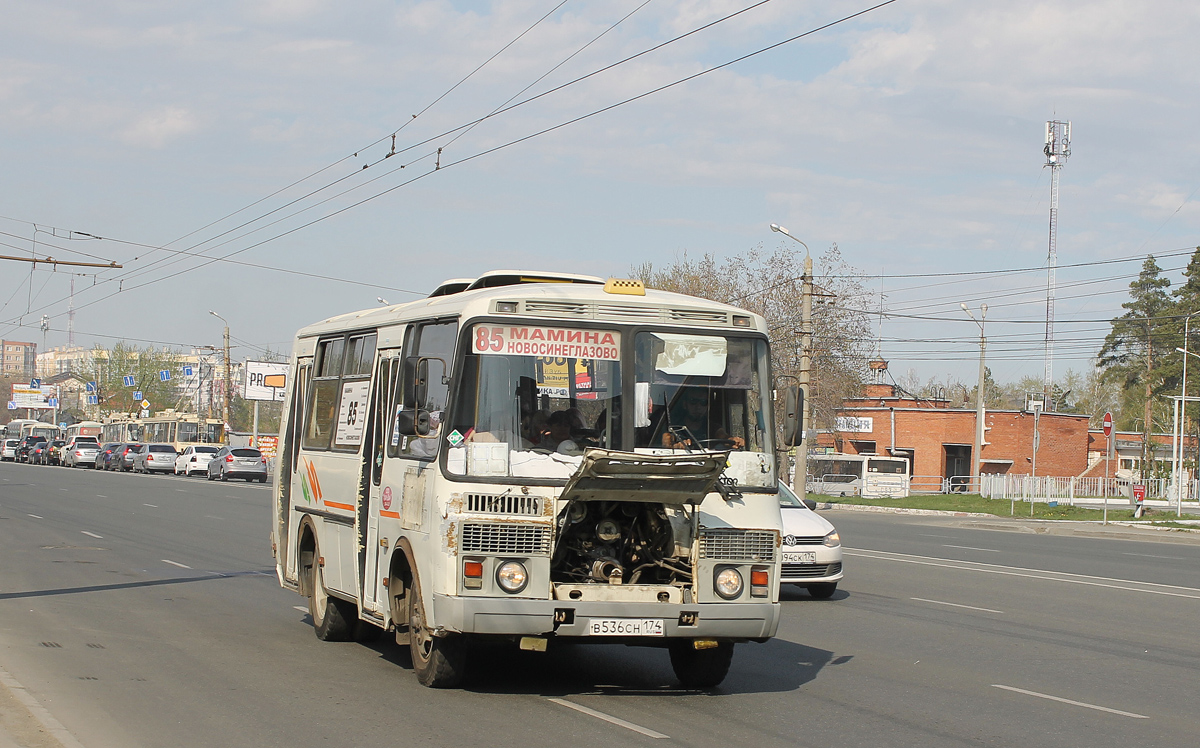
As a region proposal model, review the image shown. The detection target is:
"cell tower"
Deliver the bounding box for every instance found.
[1043,119,1071,402]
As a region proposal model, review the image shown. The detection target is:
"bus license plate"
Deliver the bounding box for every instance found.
[783,551,817,563]
[587,618,664,636]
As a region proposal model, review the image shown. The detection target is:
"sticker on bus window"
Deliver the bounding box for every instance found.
[472,325,620,361]
[335,380,370,446]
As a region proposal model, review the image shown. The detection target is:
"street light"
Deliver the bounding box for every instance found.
[961,303,988,487]
[769,223,812,495]
[209,310,231,443]
[377,297,389,306]
[1175,343,1200,516]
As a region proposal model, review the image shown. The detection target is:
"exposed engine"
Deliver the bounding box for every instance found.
[551,501,693,586]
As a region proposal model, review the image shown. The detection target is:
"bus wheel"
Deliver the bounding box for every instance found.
[408,575,466,688]
[669,640,734,689]
[307,547,356,642]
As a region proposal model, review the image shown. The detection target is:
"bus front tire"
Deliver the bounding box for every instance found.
[307,548,357,642]
[669,640,734,689]
[408,575,466,688]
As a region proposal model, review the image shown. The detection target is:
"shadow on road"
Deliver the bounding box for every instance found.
[363,625,836,696]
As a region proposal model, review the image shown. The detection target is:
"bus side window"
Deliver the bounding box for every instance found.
[390,320,457,459]
[303,338,344,450]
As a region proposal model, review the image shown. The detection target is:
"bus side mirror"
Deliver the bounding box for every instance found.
[781,386,804,447]
[395,408,431,437]
[402,356,429,410]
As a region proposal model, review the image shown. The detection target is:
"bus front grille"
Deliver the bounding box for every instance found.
[700,529,777,562]
[461,523,551,555]
[465,493,542,516]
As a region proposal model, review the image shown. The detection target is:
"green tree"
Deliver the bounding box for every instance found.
[91,342,185,417]
[1099,255,1178,471]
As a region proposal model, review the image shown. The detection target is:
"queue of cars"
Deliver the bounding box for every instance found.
[5,435,268,483]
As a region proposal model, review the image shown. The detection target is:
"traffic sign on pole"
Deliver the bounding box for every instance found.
[133,391,143,401]
[86,381,97,393]
[123,375,135,387]
[159,370,171,382]
[1102,411,1113,438]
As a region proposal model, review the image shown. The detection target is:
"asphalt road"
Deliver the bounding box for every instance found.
[2,461,1199,748]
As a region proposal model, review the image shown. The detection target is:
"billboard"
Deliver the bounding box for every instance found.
[11,384,50,408]
[244,361,289,402]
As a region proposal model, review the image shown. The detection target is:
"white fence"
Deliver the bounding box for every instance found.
[980,474,1197,503]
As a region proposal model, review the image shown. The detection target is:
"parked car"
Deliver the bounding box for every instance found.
[207,446,268,482]
[134,444,178,474]
[2,439,18,461]
[175,445,220,476]
[114,443,143,472]
[778,482,843,599]
[44,440,68,465]
[64,439,101,468]
[94,443,123,470]
[28,440,50,465]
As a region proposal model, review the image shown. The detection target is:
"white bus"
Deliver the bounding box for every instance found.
[272,271,788,688]
[807,453,910,498]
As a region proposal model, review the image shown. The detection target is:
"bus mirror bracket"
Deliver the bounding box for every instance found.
[402,356,429,410]
[781,385,803,447]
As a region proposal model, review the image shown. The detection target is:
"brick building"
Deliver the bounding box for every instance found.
[1,340,37,378]
[822,359,1091,481]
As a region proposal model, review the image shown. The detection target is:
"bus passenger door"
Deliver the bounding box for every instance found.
[360,352,400,616]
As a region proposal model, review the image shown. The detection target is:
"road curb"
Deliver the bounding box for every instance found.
[814,502,993,518]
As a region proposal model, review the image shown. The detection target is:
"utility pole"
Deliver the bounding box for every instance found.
[1043,119,1071,403]
[961,303,988,487]
[770,224,813,492]
[209,311,232,443]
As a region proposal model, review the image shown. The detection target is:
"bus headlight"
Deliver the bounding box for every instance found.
[496,561,529,594]
[714,567,743,600]
[823,530,841,548]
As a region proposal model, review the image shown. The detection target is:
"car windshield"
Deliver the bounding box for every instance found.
[778,482,808,508]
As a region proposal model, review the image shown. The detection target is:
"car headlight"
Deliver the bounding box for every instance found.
[495,560,529,594]
[714,567,744,600]
[823,530,841,548]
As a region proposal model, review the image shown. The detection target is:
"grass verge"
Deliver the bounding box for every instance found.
[813,493,1199,524]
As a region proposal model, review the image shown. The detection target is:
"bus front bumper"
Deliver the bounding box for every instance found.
[431,594,781,640]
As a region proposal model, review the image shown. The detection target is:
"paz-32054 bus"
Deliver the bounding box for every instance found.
[272,271,793,688]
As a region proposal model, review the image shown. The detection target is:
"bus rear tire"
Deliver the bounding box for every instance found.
[307,546,357,642]
[669,640,734,689]
[408,575,466,688]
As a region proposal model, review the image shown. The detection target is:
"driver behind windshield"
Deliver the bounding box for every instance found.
[661,388,744,450]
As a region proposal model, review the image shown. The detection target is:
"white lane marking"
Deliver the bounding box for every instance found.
[205,515,225,520]
[59,488,68,492]
[920,534,956,538]
[96,495,107,498]
[27,514,43,519]
[162,560,192,569]
[176,489,186,492]
[143,504,158,508]
[911,597,1003,614]
[548,698,668,739]
[1123,552,1184,560]
[992,685,1148,718]
[81,531,103,539]
[0,663,88,748]
[293,606,308,613]
[846,548,1200,600]
[943,544,1000,553]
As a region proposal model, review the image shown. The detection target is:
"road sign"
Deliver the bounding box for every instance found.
[141,399,150,409]
[86,395,99,405]
[1132,484,1146,503]
[47,397,59,408]
[182,365,194,377]
[11,385,47,408]
[86,381,96,393]
[1102,412,1113,438]
[133,390,143,401]
[159,370,171,382]
[140,409,149,418]
[59,422,67,429]
[29,378,41,388]
[123,375,135,387]
[244,361,289,401]
[6,402,15,410]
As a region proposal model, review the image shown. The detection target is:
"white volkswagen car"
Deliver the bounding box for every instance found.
[778,482,843,599]
[175,445,220,476]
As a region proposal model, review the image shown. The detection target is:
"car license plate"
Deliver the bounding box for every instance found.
[587,618,664,636]
[782,551,817,563]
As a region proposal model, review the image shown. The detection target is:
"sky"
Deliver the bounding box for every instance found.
[2,0,1199,390]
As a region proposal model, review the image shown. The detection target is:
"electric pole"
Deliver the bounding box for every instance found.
[962,303,988,486]
[1043,119,1071,404]
[210,311,232,443]
[770,223,813,493]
